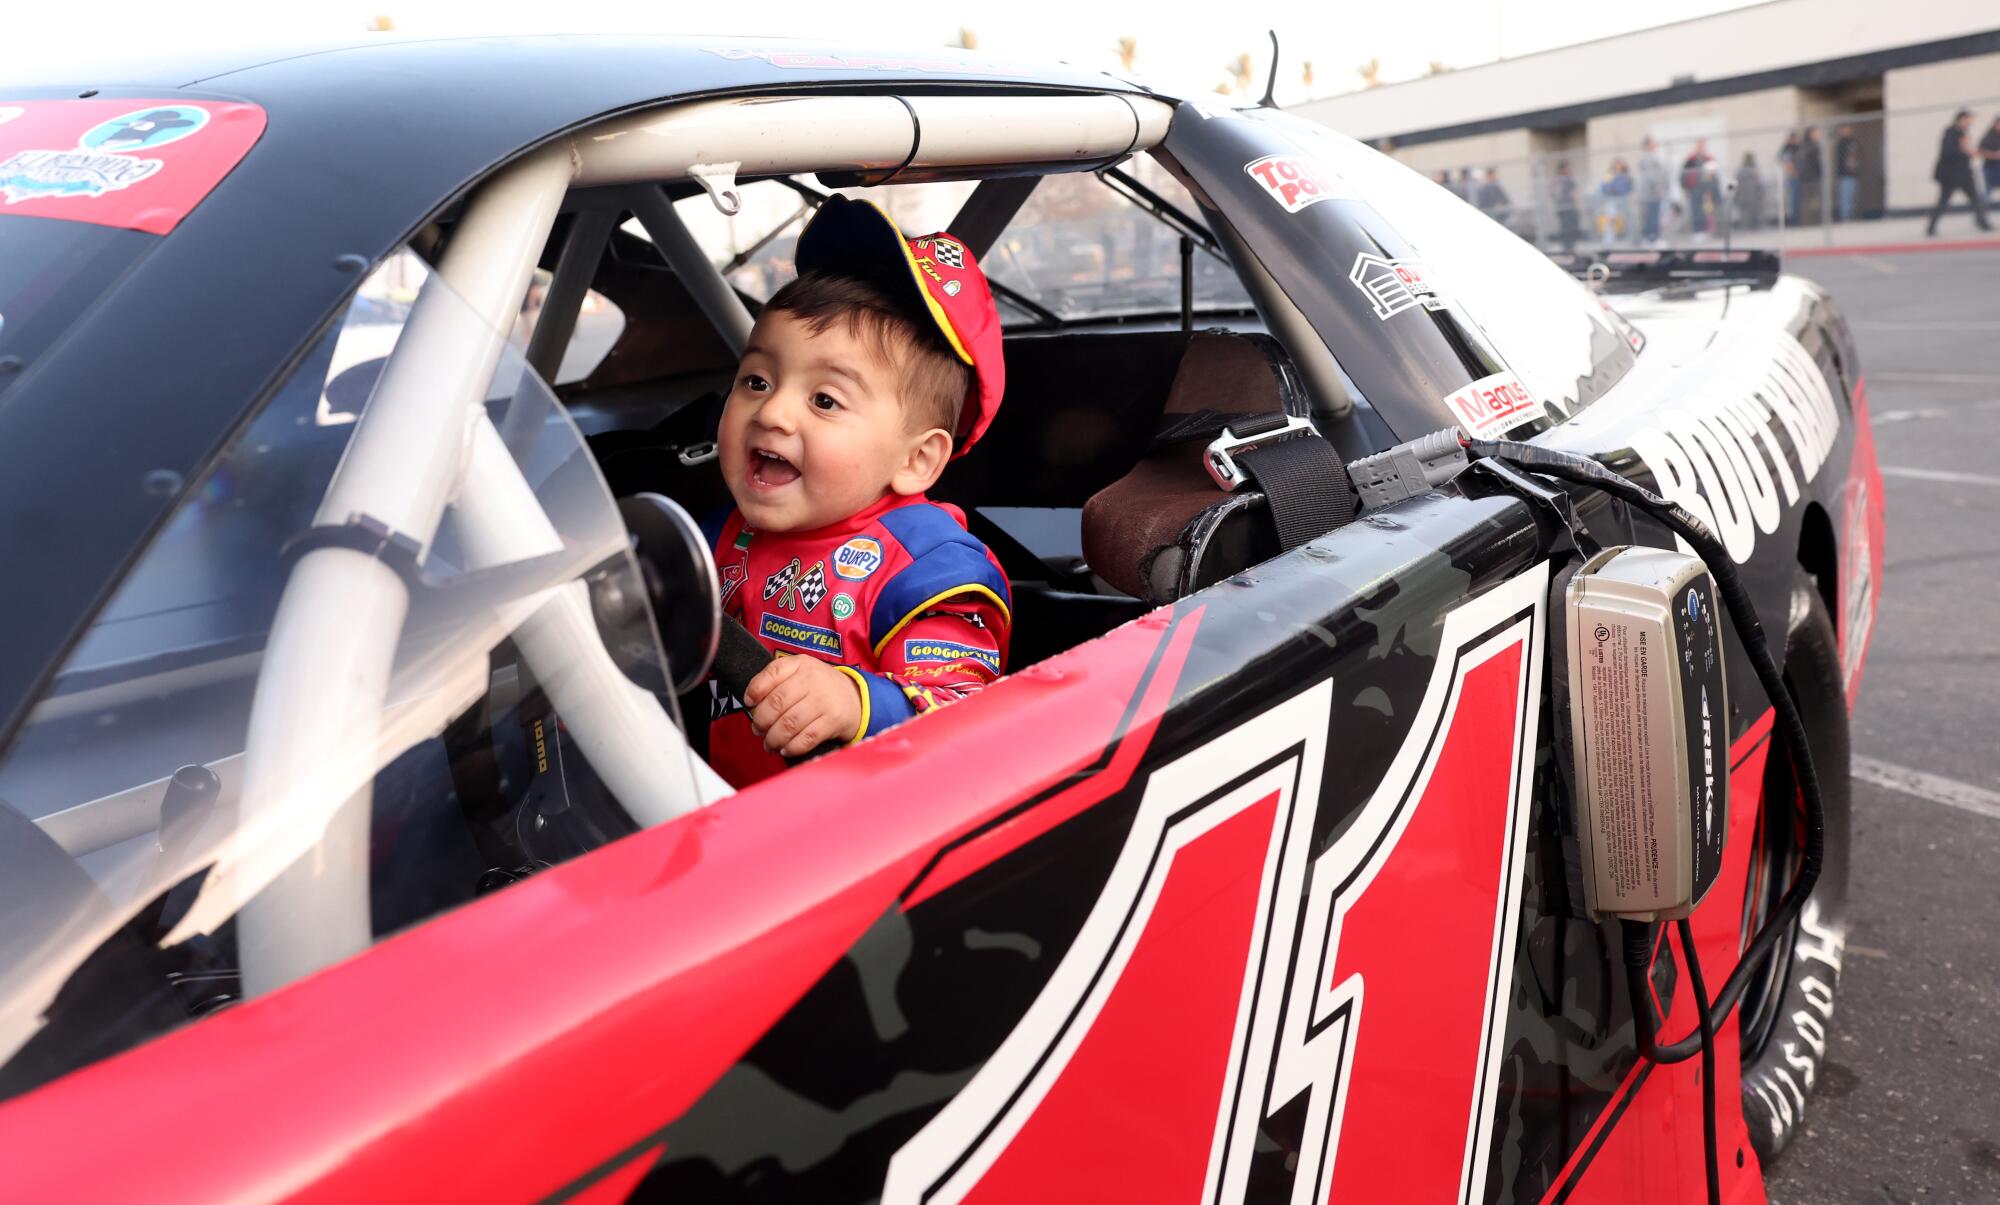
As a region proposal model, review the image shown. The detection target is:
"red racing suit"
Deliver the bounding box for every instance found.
[705,493,1012,787]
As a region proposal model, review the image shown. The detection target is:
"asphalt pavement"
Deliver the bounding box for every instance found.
[1762,247,2000,1204]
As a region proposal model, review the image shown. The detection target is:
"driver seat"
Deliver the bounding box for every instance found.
[1080,331,1310,603]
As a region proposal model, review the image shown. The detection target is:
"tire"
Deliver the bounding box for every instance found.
[1736,575,1853,1164]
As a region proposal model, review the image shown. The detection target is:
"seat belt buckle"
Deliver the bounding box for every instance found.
[1203,413,1318,491]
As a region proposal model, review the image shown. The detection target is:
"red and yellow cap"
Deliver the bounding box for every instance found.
[793,195,1005,458]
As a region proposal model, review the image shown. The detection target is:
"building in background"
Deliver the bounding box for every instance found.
[1292,1,2000,246]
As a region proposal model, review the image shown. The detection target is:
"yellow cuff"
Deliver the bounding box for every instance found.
[834,665,871,746]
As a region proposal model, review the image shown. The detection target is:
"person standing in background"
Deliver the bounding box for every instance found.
[1681,140,1715,234]
[1735,152,1765,230]
[1778,131,1802,225]
[1928,109,1992,236]
[1636,136,1667,244]
[1799,126,1826,225]
[1476,167,1512,226]
[1456,167,1477,203]
[1598,159,1634,244]
[1834,123,1862,222]
[1553,160,1581,252]
[1979,116,2000,202]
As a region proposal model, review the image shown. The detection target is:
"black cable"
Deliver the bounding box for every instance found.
[1623,918,1721,1204]
[1477,438,1759,1203]
[1466,439,1825,1062]
[1679,916,1723,1205]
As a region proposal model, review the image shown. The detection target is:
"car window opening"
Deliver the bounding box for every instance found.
[0,115,1378,1097]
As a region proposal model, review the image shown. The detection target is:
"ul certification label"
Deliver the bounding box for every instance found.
[1581,619,1671,907]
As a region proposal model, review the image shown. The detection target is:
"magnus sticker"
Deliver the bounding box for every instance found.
[1244,154,1353,213]
[1444,371,1545,439]
[833,536,884,581]
[1348,252,1448,321]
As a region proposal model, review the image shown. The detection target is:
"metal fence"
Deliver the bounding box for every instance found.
[1409,96,2000,252]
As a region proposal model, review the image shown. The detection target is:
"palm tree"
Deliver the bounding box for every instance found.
[1116,37,1138,73]
[951,28,979,51]
[1357,57,1382,88]
[1301,60,1315,93]
[1425,59,1451,76]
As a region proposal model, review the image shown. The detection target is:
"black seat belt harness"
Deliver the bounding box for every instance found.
[1202,412,1354,550]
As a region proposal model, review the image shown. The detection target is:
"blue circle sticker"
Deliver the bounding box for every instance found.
[1686,588,1700,621]
[80,106,210,152]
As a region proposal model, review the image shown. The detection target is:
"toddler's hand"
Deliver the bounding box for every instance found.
[744,655,862,759]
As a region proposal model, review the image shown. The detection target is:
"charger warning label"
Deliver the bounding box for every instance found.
[1579,616,1672,909]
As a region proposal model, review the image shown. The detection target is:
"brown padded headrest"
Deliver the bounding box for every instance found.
[1082,332,1290,600]
[1161,331,1286,415]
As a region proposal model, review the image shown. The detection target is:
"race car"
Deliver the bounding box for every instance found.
[0,35,1880,1204]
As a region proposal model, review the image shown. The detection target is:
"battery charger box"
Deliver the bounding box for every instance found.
[1555,545,1728,921]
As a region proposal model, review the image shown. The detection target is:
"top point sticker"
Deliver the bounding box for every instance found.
[1244,154,1355,213]
[0,98,266,236]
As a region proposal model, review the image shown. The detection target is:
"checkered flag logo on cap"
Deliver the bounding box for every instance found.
[932,238,965,270]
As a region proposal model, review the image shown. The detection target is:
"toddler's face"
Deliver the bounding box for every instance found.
[718,310,940,533]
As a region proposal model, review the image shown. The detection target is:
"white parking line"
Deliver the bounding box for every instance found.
[1875,399,2000,423]
[1853,756,2000,823]
[1848,255,1900,276]
[1852,321,2000,331]
[1864,368,2000,382]
[1879,465,2000,488]
[1871,371,2000,385]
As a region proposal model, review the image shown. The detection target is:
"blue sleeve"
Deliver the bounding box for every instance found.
[855,668,918,739]
[870,505,1012,655]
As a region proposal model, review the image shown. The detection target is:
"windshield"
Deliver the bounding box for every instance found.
[671,158,1253,325]
[0,250,702,1100]
[1249,110,1639,415]
[980,159,1251,323]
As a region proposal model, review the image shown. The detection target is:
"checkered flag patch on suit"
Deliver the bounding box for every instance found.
[932,238,965,270]
[764,556,801,602]
[792,560,828,612]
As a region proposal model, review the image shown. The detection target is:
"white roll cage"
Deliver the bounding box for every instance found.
[180,88,1177,994]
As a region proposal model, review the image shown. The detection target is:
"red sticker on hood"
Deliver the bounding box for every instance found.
[0,99,266,235]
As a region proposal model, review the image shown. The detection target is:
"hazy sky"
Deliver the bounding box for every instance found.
[10,0,1766,101]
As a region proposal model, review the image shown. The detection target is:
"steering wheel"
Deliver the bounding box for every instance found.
[712,615,847,764]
